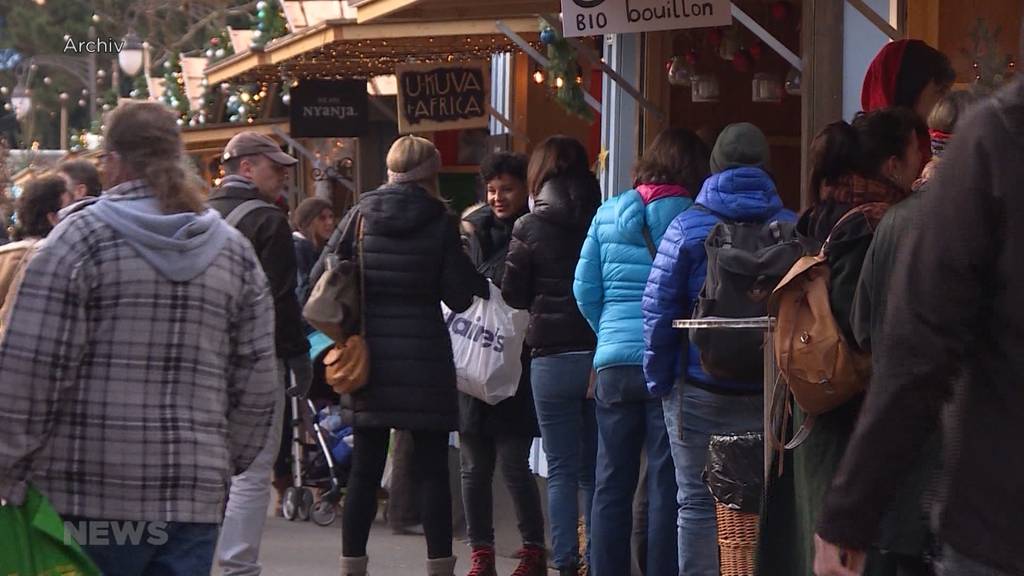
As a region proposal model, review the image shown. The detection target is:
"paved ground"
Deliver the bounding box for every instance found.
[213,516,529,576]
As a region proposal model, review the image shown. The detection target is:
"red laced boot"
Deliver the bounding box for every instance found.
[466,546,497,576]
[510,545,547,576]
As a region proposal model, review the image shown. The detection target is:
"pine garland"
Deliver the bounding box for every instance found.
[541,27,594,123]
[252,0,288,49]
[161,53,189,118]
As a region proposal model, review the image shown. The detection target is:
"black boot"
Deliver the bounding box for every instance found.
[558,566,578,576]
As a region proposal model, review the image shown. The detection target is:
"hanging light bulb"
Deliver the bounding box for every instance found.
[532,68,545,85]
[555,76,565,88]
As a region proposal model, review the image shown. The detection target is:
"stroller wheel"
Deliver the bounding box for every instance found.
[311,500,338,526]
[297,488,314,521]
[282,487,301,521]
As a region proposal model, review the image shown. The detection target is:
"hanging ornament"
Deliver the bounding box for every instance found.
[752,73,783,103]
[685,49,699,66]
[215,48,225,58]
[785,67,802,95]
[732,50,752,73]
[667,56,693,87]
[707,28,723,48]
[691,74,720,103]
[771,1,791,22]
[540,27,557,45]
[718,29,740,61]
[749,41,764,61]
[210,37,220,46]
[256,0,267,9]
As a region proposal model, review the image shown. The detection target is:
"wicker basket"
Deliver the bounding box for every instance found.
[716,502,760,576]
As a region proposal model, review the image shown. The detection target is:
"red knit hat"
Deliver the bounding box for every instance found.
[861,40,913,112]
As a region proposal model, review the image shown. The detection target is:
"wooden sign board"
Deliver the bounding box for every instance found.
[396,62,490,134]
[561,0,732,38]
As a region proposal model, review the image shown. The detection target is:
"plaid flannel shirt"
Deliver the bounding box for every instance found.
[0,184,278,523]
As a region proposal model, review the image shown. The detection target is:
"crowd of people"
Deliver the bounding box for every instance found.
[0,34,1022,576]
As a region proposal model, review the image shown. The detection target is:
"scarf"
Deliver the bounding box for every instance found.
[820,174,911,224]
[636,183,691,204]
[930,129,952,158]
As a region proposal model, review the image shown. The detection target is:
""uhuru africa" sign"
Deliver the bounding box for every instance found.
[561,0,732,37]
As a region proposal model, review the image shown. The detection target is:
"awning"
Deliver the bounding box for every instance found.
[349,0,559,24]
[181,119,290,152]
[205,16,541,86]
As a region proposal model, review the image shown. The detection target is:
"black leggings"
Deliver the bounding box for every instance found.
[342,427,453,559]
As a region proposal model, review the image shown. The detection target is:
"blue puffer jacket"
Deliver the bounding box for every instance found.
[642,167,796,396]
[574,188,692,371]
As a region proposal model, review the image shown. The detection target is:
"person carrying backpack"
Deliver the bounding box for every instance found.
[758,108,927,576]
[642,123,794,576]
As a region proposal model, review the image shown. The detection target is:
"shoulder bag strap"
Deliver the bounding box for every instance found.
[356,214,366,337]
[225,198,275,228]
[641,224,658,259]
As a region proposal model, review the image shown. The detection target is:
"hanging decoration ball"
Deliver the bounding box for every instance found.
[82,88,89,96]
[215,48,225,58]
[253,30,263,38]
[771,1,791,22]
[43,76,52,85]
[707,28,723,48]
[91,13,100,23]
[732,50,752,73]
[78,99,86,107]
[176,118,185,126]
[206,49,215,58]
[749,41,765,61]
[282,93,291,105]
[258,9,267,19]
[3,103,10,112]
[685,49,699,66]
[164,61,172,70]
[785,67,802,95]
[667,56,693,87]
[102,104,112,112]
[256,0,267,9]
[0,86,7,95]
[540,27,557,45]
[210,37,220,47]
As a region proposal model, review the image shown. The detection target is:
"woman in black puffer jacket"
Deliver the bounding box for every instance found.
[502,136,601,575]
[315,135,488,576]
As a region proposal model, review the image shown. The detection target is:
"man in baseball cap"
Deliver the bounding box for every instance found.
[209,132,310,576]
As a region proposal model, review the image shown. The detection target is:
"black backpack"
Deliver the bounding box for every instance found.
[690,205,815,382]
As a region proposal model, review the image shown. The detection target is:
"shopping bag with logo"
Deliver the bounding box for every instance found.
[0,486,100,576]
[442,282,529,405]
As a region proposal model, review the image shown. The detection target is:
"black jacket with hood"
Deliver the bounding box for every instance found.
[458,204,539,438]
[315,183,488,431]
[502,174,601,358]
[209,179,308,359]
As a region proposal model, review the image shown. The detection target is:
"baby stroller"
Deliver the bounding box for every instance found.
[281,331,352,526]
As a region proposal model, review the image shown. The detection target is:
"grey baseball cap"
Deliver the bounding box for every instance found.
[222,131,298,166]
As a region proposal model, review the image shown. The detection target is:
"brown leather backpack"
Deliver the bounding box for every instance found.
[768,207,877,451]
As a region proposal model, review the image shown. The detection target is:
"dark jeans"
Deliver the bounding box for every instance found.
[591,366,678,576]
[342,427,452,559]
[460,433,545,548]
[70,518,218,576]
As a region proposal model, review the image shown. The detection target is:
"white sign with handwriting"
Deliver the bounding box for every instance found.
[561,0,732,37]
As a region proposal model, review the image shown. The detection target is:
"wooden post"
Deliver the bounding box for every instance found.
[801,0,845,209]
[641,31,673,153]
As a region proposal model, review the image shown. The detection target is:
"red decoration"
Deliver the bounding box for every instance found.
[685,49,699,66]
[749,41,764,61]
[707,28,723,47]
[771,1,791,22]
[732,50,752,73]
[210,37,220,46]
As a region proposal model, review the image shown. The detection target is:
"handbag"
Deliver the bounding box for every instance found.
[322,216,370,395]
[303,213,362,344]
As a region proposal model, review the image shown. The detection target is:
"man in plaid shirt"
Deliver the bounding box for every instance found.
[0,103,278,575]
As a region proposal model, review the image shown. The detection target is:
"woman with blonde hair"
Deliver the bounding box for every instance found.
[314,135,488,576]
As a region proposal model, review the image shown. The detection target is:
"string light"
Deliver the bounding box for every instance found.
[532,68,545,84]
[555,76,565,88]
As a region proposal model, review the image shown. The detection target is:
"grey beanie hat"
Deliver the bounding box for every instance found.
[710,122,770,174]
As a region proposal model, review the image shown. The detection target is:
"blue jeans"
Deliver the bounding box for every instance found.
[662,384,762,576]
[71,519,219,576]
[591,366,678,576]
[532,352,597,569]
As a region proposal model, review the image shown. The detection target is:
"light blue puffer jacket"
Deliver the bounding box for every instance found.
[574,188,692,371]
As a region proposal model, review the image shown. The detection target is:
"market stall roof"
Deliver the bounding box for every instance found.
[181,119,290,153]
[349,0,559,24]
[205,16,541,86]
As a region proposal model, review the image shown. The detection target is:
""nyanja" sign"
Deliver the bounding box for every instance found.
[289,79,368,138]
[396,61,490,134]
[561,0,732,38]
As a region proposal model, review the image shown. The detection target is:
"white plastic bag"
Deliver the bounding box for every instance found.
[442,282,529,405]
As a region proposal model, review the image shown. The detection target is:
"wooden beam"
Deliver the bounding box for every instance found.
[641,31,672,152]
[355,0,423,23]
[731,3,801,71]
[846,0,902,41]
[181,119,290,147]
[801,0,844,209]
